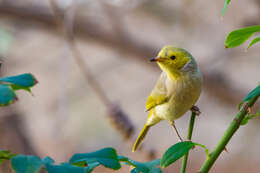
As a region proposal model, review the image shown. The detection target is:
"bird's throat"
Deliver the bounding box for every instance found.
[158,63,182,80]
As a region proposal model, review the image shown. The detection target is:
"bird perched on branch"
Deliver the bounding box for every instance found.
[132,46,202,152]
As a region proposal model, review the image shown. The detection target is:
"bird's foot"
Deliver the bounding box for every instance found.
[170,121,183,142]
[191,106,201,116]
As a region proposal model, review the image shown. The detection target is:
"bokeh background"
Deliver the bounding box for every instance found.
[0,0,260,172]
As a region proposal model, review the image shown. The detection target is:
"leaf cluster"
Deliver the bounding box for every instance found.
[0,1,259,172]
[0,72,38,106]
[0,142,210,173]
[222,0,260,48]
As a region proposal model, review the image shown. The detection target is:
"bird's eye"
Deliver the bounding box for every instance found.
[170,55,176,60]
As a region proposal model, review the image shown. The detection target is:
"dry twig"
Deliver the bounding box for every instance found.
[0,1,248,106]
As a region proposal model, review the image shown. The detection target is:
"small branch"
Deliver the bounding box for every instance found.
[199,97,259,173]
[48,0,111,107]
[47,0,157,159]
[47,0,137,142]
[181,107,198,173]
[0,1,251,107]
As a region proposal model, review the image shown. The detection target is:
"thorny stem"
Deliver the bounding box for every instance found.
[200,96,259,173]
[180,107,198,173]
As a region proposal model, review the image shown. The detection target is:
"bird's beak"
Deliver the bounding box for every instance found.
[150,56,162,62]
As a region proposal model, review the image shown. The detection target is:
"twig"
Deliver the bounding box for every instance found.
[0,1,251,107]
[181,107,199,173]
[47,1,158,159]
[199,97,259,173]
[48,0,111,107]
[47,0,139,155]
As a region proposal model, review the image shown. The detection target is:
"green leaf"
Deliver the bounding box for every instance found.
[71,160,99,172]
[241,116,250,125]
[0,73,38,106]
[11,85,32,93]
[71,160,88,167]
[149,167,162,173]
[69,147,121,170]
[132,160,161,173]
[238,102,243,110]
[225,25,260,48]
[193,143,210,159]
[131,166,162,173]
[127,160,150,173]
[241,110,260,125]
[117,155,129,162]
[222,0,231,16]
[85,162,100,172]
[0,73,38,92]
[160,141,195,168]
[42,156,55,165]
[46,163,88,173]
[0,84,17,106]
[248,36,260,49]
[11,155,43,173]
[120,155,160,173]
[0,150,16,164]
[131,168,140,173]
[243,85,260,102]
[143,159,161,168]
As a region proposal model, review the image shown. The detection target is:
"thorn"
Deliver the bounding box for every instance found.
[30,73,39,84]
[224,147,229,153]
[191,106,201,116]
[34,78,39,84]
[14,96,19,102]
[247,107,251,114]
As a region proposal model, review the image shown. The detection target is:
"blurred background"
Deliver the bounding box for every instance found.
[0,0,259,172]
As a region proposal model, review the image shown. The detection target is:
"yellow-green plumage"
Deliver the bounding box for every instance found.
[132,123,150,152]
[132,46,202,152]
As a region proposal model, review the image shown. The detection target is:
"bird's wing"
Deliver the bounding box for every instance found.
[145,72,169,111]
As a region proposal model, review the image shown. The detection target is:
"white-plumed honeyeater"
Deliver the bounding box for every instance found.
[132,45,202,152]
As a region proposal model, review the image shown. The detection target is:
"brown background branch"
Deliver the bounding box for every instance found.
[0,1,248,107]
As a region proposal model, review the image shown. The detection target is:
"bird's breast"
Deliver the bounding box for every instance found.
[155,71,202,121]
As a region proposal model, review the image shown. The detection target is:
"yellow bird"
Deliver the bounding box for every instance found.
[132,45,202,152]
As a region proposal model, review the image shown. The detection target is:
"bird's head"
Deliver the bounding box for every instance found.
[150,46,195,77]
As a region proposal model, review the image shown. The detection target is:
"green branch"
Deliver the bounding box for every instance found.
[200,97,259,173]
[180,111,197,173]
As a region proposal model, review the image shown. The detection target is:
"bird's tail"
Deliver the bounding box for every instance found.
[132,124,150,152]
